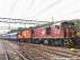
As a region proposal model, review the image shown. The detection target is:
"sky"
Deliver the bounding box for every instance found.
[0,0,80,34]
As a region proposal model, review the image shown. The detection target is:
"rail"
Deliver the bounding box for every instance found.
[1,41,9,60]
[3,41,29,60]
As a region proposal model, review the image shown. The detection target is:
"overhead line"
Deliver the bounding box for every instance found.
[0,17,49,22]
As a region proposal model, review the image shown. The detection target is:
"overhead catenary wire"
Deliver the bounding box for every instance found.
[35,0,63,15]
[9,0,19,16]
[0,17,79,24]
[0,17,50,24]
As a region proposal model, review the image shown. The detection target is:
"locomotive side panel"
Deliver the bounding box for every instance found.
[17,29,32,41]
[21,29,32,39]
[61,22,75,38]
[50,25,64,38]
[33,27,47,38]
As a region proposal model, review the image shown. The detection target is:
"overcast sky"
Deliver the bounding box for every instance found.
[0,0,80,34]
[0,0,80,21]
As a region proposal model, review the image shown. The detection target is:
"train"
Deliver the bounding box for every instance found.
[16,20,80,47]
[2,20,80,48]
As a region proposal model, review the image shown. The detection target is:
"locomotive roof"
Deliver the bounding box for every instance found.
[15,19,80,32]
[31,19,78,29]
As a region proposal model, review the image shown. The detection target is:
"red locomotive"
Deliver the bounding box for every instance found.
[17,21,80,47]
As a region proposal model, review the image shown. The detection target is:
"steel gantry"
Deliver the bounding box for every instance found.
[0,17,78,30]
[0,17,50,30]
[0,17,50,24]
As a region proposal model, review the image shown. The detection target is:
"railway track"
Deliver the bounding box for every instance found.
[2,40,80,60]
[6,41,48,60]
[29,44,80,58]
[0,40,9,60]
[7,40,80,60]
[6,41,57,60]
[19,44,74,59]
[17,43,80,59]
[0,40,29,60]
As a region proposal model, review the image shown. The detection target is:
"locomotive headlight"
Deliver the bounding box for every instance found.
[70,48,76,52]
[76,32,80,37]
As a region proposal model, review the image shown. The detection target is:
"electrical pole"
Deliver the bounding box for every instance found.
[52,16,54,23]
